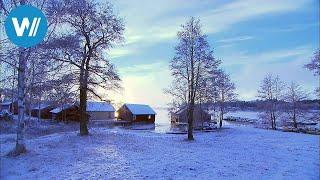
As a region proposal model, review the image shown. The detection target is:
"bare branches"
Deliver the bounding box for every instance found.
[0,59,18,69]
[166,17,225,139]
[304,50,320,98]
[283,82,309,128]
[44,0,124,135]
[257,74,286,129]
[304,50,320,77]
[0,0,9,15]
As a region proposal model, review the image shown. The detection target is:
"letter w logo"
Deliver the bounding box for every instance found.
[11,17,41,37]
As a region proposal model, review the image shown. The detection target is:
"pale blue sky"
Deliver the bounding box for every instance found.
[106,0,319,107]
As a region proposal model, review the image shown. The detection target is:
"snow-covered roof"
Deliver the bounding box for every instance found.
[31,103,51,110]
[87,102,115,112]
[175,106,187,115]
[50,104,73,114]
[124,104,156,115]
[173,105,208,115]
[50,102,115,114]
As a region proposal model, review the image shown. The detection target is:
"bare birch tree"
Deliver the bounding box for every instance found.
[0,0,29,156]
[215,70,237,128]
[305,50,320,76]
[1,0,60,155]
[167,17,219,140]
[304,50,320,97]
[284,82,308,128]
[258,74,285,129]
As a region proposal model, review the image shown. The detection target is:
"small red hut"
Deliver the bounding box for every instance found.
[117,104,156,123]
[50,104,87,122]
[31,103,54,119]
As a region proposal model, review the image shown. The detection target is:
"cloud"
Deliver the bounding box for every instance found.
[108,0,310,58]
[108,61,172,107]
[108,48,133,59]
[217,36,254,43]
[118,61,167,75]
[268,22,319,33]
[220,45,313,66]
[221,45,318,100]
[113,45,318,103]
[105,0,317,103]
[233,60,318,100]
[201,0,309,34]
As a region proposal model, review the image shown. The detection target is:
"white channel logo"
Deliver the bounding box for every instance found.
[11,17,41,37]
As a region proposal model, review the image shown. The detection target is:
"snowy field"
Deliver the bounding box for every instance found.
[1,123,319,179]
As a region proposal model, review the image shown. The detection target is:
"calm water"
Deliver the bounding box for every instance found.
[154,108,171,133]
[153,109,320,133]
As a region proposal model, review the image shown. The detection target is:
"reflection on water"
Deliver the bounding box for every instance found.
[154,108,171,133]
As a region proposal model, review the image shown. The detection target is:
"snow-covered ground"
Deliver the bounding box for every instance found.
[1,123,319,179]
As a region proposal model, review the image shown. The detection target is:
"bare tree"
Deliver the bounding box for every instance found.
[305,50,320,76]
[0,57,17,105]
[23,49,57,119]
[1,0,29,156]
[257,74,285,129]
[48,73,78,106]
[46,0,124,135]
[215,70,237,128]
[304,50,320,97]
[1,0,61,156]
[284,82,308,128]
[166,17,219,140]
[0,2,18,112]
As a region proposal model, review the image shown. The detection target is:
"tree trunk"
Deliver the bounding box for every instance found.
[219,104,224,128]
[28,59,36,121]
[11,67,16,113]
[219,112,223,128]
[270,111,274,129]
[28,101,32,121]
[38,101,41,121]
[10,48,27,156]
[79,87,88,135]
[187,103,194,140]
[272,111,276,130]
[293,109,297,128]
[79,68,89,136]
[187,19,195,141]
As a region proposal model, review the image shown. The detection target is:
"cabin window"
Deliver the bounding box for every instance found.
[148,115,151,119]
[133,115,136,120]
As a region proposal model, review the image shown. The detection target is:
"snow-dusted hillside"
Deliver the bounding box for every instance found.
[1,124,319,179]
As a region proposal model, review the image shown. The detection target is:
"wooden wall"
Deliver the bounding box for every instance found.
[117,105,133,121]
[52,106,86,122]
[117,105,155,123]
[31,107,53,119]
[171,107,211,128]
[88,111,115,120]
[134,114,155,123]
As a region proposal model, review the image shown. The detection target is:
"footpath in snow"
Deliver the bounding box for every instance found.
[1,124,319,179]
